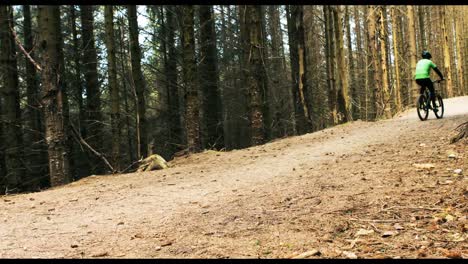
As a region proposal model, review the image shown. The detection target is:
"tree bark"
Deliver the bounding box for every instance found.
[286,5,299,132]
[115,17,137,166]
[398,7,409,107]
[104,6,121,171]
[70,6,86,139]
[22,5,46,190]
[345,6,358,120]
[287,5,310,133]
[367,5,380,120]
[378,6,392,118]
[37,5,71,187]
[353,6,364,120]
[333,6,351,122]
[0,100,5,191]
[164,6,182,155]
[239,5,269,146]
[127,5,148,158]
[462,6,467,95]
[303,6,326,131]
[268,5,294,137]
[198,5,223,150]
[80,5,103,173]
[324,5,338,125]
[391,6,402,112]
[363,5,371,120]
[407,6,418,105]
[0,5,24,192]
[181,6,201,152]
[295,6,312,130]
[418,6,426,50]
[453,8,465,96]
[440,6,453,97]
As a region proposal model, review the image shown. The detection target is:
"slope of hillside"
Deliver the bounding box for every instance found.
[1,97,467,259]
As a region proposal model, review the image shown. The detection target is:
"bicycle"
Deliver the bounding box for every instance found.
[416,79,444,121]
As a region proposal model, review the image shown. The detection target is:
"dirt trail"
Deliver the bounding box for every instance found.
[1,97,467,259]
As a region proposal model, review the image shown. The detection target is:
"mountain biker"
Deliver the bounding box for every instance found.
[414,51,444,112]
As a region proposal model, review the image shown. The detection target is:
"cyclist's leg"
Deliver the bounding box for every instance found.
[426,79,437,108]
[416,79,425,95]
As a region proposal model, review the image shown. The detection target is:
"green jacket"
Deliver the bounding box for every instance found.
[414,59,437,80]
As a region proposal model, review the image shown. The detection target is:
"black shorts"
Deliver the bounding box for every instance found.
[415,78,434,97]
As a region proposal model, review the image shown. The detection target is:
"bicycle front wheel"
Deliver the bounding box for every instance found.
[417,94,429,121]
[434,94,444,119]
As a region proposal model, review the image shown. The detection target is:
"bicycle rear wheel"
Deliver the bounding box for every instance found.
[434,94,444,119]
[417,94,429,121]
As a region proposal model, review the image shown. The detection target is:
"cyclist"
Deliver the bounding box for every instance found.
[414,51,444,112]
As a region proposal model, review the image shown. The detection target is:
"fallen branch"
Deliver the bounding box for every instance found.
[121,159,142,174]
[10,25,42,72]
[349,218,404,223]
[381,206,442,212]
[450,121,468,144]
[70,123,115,173]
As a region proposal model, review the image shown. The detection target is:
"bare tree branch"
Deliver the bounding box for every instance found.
[10,25,42,72]
[70,123,115,173]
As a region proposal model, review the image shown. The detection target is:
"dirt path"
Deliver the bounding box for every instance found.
[1,97,467,259]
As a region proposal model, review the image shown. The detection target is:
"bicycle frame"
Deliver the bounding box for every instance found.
[422,80,443,110]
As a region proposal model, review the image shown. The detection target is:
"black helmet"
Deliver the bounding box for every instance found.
[422,50,432,59]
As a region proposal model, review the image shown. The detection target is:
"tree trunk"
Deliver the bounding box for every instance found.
[286,5,299,133]
[391,6,402,112]
[70,6,86,138]
[367,5,380,120]
[453,8,465,96]
[440,6,453,97]
[116,17,136,165]
[198,5,223,150]
[127,5,148,158]
[398,7,409,107]
[239,5,269,146]
[54,6,74,180]
[164,6,182,155]
[345,6,358,120]
[446,7,457,96]
[104,6,121,171]
[23,5,45,190]
[70,5,90,178]
[382,7,393,111]
[295,6,312,130]
[181,6,201,152]
[222,5,250,149]
[324,5,338,125]
[37,5,71,187]
[407,6,418,105]
[378,6,392,118]
[0,101,5,191]
[303,6,326,131]
[333,6,351,122]
[363,5,371,120]
[353,5,364,120]
[418,6,426,50]
[0,5,24,192]
[80,5,103,173]
[463,6,467,95]
[287,5,310,133]
[268,5,294,137]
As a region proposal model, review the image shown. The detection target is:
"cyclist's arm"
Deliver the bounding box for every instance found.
[433,67,444,80]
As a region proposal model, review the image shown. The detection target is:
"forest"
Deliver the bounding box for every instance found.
[0,5,467,194]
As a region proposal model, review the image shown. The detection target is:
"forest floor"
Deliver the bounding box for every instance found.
[1,97,467,259]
